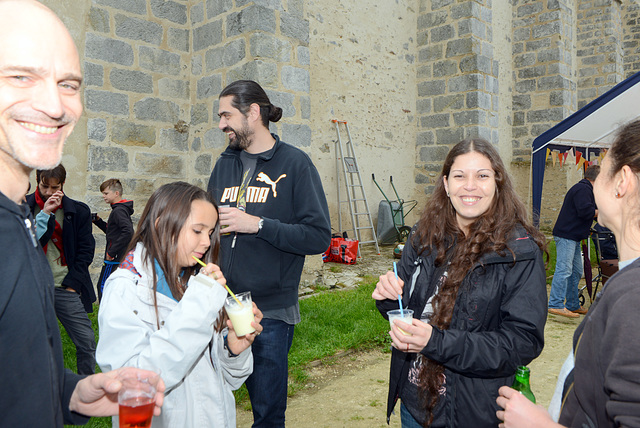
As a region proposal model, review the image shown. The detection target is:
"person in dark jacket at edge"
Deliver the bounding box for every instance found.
[547,165,600,318]
[26,164,97,375]
[92,178,134,301]
[373,138,547,428]
[207,80,331,427]
[497,119,640,428]
[0,1,164,426]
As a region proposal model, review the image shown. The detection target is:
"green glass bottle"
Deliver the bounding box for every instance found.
[511,366,536,403]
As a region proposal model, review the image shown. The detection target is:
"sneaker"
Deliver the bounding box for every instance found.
[570,306,588,315]
[548,307,580,318]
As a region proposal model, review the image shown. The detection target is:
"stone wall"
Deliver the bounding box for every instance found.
[39,0,640,252]
[307,0,419,243]
[81,0,192,217]
[415,0,501,195]
[576,0,624,109]
[623,1,640,76]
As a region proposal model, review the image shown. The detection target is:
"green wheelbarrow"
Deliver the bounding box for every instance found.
[372,174,417,244]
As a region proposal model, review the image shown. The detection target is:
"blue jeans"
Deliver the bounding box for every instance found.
[401,403,423,428]
[549,236,582,311]
[54,288,96,375]
[245,318,295,428]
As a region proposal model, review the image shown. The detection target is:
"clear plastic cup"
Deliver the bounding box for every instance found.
[118,368,160,428]
[387,309,414,336]
[224,291,255,337]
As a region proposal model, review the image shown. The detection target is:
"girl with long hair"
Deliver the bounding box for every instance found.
[96,182,263,427]
[497,119,640,427]
[373,138,547,427]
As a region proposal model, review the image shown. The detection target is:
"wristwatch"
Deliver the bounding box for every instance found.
[257,218,264,231]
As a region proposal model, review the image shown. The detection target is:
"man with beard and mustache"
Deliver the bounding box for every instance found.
[207,80,331,427]
[0,1,165,426]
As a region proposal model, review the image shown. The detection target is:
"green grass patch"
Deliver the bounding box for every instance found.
[62,304,110,428]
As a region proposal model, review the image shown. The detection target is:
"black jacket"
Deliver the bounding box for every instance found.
[552,179,596,241]
[94,200,134,262]
[26,192,96,312]
[207,134,331,311]
[0,192,87,427]
[376,225,547,427]
[560,258,640,427]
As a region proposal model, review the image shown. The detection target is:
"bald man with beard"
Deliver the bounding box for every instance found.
[0,1,163,426]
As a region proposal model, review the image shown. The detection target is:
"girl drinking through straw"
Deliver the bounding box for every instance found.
[97,182,263,428]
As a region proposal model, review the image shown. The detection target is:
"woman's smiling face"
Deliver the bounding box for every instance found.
[443,151,496,234]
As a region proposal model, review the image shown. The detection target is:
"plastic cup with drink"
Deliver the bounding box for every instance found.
[224,291,255,337]
[387,309,414,336]
[118,368,161,428]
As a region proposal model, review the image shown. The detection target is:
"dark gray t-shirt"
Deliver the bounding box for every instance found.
[239,149,300,325]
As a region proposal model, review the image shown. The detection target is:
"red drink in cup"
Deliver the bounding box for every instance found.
[119,395,155,428]
[118,370,160,428]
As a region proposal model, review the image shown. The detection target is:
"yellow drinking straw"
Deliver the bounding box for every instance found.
[191,255,243,307]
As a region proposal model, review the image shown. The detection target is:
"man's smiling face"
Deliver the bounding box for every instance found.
[217,95,254,151]
[0,1,83,170]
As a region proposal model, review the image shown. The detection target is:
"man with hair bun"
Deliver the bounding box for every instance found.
[207,80,331,427]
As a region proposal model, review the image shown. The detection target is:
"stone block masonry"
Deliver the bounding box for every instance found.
[189,0,312,165]
[81,0,311,227]
[510,0,575,163]
[40,0,640,273]
[83,0,195,216]
[576,0,624,109]
[416,0,499,195]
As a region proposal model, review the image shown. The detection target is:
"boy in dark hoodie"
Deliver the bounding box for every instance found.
[92,179,134,300]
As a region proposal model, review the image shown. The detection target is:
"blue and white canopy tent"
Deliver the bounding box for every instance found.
[531,70,640,226]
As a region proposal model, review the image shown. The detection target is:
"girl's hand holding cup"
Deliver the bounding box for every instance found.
[226,302,264,355]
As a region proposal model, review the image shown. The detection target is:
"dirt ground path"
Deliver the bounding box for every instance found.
[236,245,587,427]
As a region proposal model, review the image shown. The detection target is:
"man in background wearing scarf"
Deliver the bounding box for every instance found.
[26,163,97,375]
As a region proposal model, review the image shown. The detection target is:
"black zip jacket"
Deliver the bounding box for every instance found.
[94,200,134,262]
[560,258,640,427]
[26,193,96,312]
[552,179,596,241]
[376,225,547,427]
[207,134,331,311]
[0,192,87,426]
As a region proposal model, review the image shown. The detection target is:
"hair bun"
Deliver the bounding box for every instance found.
[269,105,283,123]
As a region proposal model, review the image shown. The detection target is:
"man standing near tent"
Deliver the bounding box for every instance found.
[548,165,600,318]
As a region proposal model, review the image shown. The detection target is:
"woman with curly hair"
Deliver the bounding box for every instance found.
[373,138,548,427]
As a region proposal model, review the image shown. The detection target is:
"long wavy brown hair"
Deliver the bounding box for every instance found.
[414,138,546,426]
[126,182,223,330]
